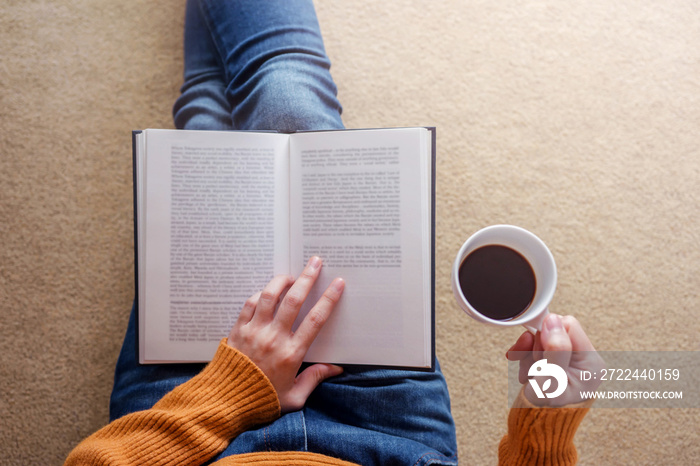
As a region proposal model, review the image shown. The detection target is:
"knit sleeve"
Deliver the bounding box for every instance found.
[65,339,280,466]
[498,389,594,466]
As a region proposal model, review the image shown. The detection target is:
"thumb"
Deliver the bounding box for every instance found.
[540,314,572,370]
[285,364,343,411]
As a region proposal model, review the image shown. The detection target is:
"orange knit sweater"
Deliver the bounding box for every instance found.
[65,341,592,465]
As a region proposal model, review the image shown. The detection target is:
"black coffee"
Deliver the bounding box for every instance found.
[458,244,536,320]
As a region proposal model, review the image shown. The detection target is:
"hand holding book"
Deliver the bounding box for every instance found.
[227,256,345,413]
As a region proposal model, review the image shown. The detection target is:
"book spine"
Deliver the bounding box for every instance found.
[429,127,437,372]
[132,130,142,364]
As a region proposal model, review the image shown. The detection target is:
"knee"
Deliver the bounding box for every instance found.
[230,58,344,132]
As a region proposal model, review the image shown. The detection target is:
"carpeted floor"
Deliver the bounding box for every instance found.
[1,1,698,464]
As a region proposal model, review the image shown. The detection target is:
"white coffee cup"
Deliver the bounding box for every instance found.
[451,225,557,333]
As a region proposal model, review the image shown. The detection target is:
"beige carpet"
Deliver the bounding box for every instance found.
[1,1,699,464]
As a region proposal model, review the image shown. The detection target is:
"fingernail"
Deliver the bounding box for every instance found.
[332,278,345,292]
[545,314,564,332]
[308,256,321,270]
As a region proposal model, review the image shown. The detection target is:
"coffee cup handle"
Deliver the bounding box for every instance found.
[524,307,549,334]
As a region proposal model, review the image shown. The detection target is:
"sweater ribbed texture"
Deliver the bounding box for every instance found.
[498,390,594,466]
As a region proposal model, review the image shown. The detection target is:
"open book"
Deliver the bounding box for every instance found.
[133,127,435,370]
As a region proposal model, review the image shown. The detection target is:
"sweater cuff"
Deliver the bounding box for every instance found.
[498,389,593,466]
[155,338,281,424]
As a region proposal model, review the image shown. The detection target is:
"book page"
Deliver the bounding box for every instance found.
[289,128,433,368]
[139,129,290,362]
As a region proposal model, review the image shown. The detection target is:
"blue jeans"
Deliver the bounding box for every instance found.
[112,1,458,464]
[172,0,344,132]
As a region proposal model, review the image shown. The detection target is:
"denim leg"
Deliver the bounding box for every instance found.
[303,366,459,465]
[173,0,234,130]
[197,0,344,131]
